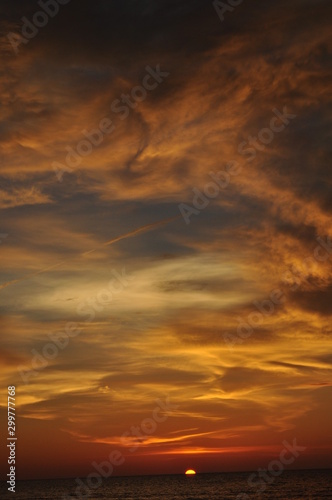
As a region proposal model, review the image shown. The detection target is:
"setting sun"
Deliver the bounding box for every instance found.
[185,469,196,475]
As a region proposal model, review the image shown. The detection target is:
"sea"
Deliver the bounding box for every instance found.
[1,470,331,499]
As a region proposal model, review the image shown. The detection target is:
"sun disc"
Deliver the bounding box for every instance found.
[185,469,196,475]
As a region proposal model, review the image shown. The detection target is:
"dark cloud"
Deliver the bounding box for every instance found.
[290,283,332,316]
[218,367,275,392]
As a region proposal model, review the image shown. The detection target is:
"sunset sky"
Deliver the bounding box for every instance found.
[0,0,331,480]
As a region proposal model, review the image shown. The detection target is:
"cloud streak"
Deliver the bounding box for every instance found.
[0,215,180,291]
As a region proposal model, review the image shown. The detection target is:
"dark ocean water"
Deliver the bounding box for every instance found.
[1,470,331,499]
